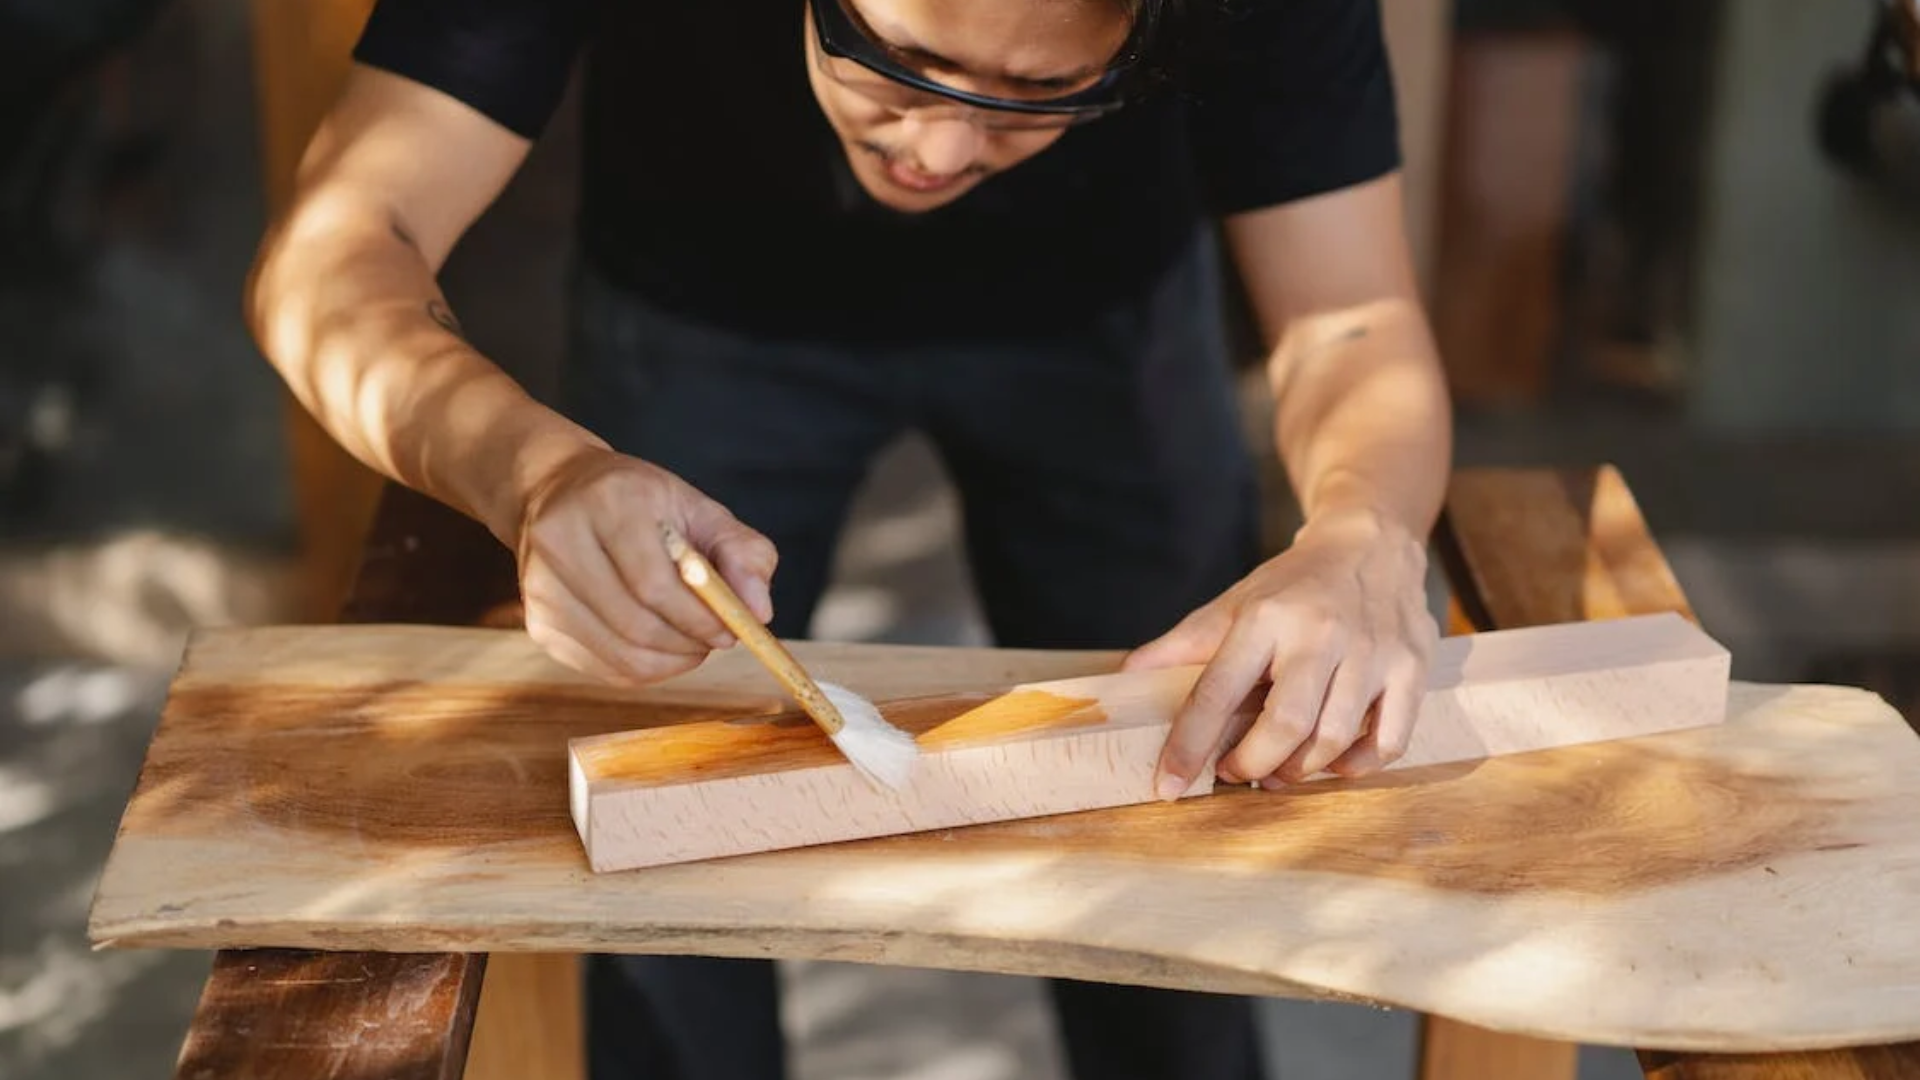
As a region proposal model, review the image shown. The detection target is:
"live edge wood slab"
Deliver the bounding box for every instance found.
[570,613,1731,871]
[90,613,1920,1053]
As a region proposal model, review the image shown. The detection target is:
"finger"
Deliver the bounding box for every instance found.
[525,537,707,665]
[708,524,779,627]
[683,501,780,628]
[1154,620,1269,798]
[1216,643,1339,783]
[522,582,701,685]
[1122,600,1233,672]
[537,520,712,655]
[1327,658,1423,777]
[599,523,736,649]
[522,614,634,686]
[1275,657,1381,782]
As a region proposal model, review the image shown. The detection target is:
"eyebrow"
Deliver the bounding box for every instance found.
[848,4,1105,91]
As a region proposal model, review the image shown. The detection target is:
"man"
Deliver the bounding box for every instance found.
[245,0,1451,1077]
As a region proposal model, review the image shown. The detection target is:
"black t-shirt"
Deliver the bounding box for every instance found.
[352,0,1401,343]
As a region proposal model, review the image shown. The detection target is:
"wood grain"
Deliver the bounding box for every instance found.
[174,949,484,1080]
[176,488,513,1080]
[1435,466,1920,1079]
[89,617,1920,1052]
[1636,1045,1920,1080]
[1439,465,1697,629]
[571,614,1729,872]
[147,468,1920,1073]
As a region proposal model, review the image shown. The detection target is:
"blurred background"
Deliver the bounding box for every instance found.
[2,0,1918,1077]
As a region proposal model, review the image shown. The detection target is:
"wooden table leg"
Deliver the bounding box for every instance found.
[1419,1018,1579,1080]
[175,950,485,1080]
[463,955,584,1080]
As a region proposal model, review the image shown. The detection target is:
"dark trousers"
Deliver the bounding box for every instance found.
[561,231,1268,1080]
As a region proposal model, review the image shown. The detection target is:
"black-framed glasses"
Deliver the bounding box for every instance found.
[807,0,1135,130]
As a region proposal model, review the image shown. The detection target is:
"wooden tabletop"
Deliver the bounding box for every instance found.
[150,467,1920,1079]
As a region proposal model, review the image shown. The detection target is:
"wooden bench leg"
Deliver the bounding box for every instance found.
[462,954,584,1080]
[1419,1016,1579,1080]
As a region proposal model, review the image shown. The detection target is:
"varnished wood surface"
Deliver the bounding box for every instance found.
[1433,465,1920,1078]
[1637,1046,1920,1080]
[90,616,1920,1051]
[174,949,484,1080]
[176,487,508,1080]
[152,467,1920,1072]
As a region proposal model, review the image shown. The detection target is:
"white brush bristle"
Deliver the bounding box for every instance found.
[819,680,920,791]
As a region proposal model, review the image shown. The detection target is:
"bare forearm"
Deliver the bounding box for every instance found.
[1266,297,1452,539]
[246,196,602,546]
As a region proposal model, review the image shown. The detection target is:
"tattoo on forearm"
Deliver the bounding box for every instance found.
[1299,325,1370,363]
[428,299,464,338]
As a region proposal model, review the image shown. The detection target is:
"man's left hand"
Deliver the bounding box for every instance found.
[1124,510,1439,799]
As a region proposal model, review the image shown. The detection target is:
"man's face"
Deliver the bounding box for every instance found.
[804,0,1132,213]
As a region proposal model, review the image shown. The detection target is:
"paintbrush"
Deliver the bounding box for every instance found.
[658,522,920,791]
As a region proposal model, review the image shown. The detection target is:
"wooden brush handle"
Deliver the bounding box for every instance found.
[659,523,847,735]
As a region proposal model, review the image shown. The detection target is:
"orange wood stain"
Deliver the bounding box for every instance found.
[129,683,775,850]
[575,688,1106,785]
[129,682,1854,898]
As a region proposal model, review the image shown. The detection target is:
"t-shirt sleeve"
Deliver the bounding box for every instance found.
[351,0,588,140]
[1180,0,1402,215]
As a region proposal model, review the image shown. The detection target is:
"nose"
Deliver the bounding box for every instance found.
[901,113,985,176]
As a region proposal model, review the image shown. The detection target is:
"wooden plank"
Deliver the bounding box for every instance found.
[90,611,1920,1051]
[174,949,484,1080]
[176,488,512,1080]
[1637,1044,1920,1080]
[1438,464,1697,629]
[572,614,1729,872]
[1434,465,1920,1079]
[462,954,582,1080]
[1419,1018,1578,1080]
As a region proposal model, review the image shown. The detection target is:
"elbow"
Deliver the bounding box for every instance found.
[242,212,297,372]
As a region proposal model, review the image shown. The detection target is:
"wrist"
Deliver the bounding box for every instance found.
[1296,501,1406,546]
[468,413,611,550]
[1296,469,1431,547]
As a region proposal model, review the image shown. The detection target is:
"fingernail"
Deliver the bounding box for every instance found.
[1260,776,1287,792]
[1155,773,1188,801]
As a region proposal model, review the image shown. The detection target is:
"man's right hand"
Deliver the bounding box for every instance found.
[510,447,778,685]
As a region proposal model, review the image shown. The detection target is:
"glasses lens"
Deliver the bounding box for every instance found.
[812,0,1113,130]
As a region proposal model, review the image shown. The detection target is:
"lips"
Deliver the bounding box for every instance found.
[882,157,963,193]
